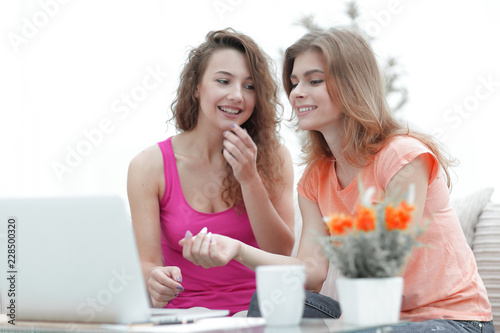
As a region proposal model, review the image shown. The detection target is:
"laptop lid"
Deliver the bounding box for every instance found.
[1,196,151,324]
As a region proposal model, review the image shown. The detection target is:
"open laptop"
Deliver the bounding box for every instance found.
[0,196,228,324]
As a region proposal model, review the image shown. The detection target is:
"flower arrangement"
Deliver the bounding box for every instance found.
[318,184,427,278]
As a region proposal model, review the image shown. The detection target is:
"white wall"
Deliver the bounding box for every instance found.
[1,0,499,207]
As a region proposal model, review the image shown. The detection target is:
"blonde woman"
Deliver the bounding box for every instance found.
[180,28,494,332]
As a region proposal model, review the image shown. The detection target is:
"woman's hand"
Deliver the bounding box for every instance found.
[222,124,258,185]
[179,228,241,269]
[147,266,184,308]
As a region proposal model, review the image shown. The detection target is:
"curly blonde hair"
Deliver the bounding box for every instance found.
[282,28,455,187]
[170,28,284,206]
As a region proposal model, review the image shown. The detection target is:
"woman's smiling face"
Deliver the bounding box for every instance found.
[289,50,342,133]
[195,48,256,130]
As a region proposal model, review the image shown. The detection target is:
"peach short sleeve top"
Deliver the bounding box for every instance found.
[298,136,492,322]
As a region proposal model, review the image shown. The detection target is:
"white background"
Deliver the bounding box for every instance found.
[1,0,499,208]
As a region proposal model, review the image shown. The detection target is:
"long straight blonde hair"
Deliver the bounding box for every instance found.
[283,28,455,187]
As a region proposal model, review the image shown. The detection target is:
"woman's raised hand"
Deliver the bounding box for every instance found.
[222,123,259,184]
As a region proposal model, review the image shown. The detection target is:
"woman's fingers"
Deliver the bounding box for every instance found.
[222,125,258,183]
[149,278,174,303]
[223,125,257,161]
[191,229,219,268]
[180,229,225,268]
[182,230,200,266]
[190,227,208,254]
[228,124,255,149]
[148,266,184,307]
[222,138,242,161]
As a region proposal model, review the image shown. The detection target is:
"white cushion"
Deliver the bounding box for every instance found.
[472,201,500,331]
[450,188,494,247]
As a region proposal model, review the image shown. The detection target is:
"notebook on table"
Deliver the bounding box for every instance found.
[0,196,228,325]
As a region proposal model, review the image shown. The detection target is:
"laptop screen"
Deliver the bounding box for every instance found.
[1,196,151,324]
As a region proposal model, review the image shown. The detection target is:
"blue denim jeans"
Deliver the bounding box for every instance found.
[388,320,495,332]
[247,290,495,332]
[247,290,341,318]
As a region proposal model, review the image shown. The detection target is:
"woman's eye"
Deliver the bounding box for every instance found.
[217,79,229,85]
[290,83,298,89]
[311,79,324,85]
[244,84,255,90]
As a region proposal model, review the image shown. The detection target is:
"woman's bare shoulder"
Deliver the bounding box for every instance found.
[128,143,164,177]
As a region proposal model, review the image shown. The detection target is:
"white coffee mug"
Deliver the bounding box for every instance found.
[256,265,306,326]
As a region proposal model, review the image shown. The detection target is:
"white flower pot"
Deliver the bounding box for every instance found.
[336,277,403,326]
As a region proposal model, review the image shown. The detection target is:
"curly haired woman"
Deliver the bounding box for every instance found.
[127,28,295,315]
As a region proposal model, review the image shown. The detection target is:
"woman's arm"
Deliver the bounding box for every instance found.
[386,154,431,228]
[179,194,330,292]
[385,154,432,275]
[295,195,330,292]
[127,145,184,307]
[223,124,295,255]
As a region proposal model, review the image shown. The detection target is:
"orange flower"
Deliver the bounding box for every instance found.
[355,206,376,232]
[385,200,415,231]
[325,213,353,235]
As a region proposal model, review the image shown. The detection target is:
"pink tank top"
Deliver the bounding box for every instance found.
[157,137,258,314]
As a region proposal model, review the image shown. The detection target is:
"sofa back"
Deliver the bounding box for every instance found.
[452,188,499,331]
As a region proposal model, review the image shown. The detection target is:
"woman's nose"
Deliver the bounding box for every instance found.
[228,86,243,102]
[290,83,305,100]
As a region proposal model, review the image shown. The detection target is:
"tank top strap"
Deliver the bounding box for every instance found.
[157,137,178,207]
